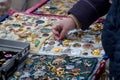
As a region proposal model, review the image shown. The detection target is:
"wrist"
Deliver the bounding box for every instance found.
[67,17,76,30]
[68,14,82,29]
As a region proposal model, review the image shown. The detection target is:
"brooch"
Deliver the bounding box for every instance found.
[91,49,100,55]
[82,43,94,50]
[52,47,62,53]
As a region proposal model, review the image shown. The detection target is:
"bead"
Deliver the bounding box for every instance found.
[26,22,33,26]
[95,36,101,43]
[43,45,53,51]
[12,24,21,27]
[91,49,100,55]
[58,40,63,46]
[42,33,49,37]
[72,43,81,47]
[40,28,51,33]
[92,23,102,31]
[14,71,22,76]
[25,77,32,80]
[63,40,71,43]
[48,41,55,45]
[35,40,40,47]
[0,58,6,62]
[52,58,66,65]
[52,47,62,53]
[25,59,34,65]
[49,6,58,11]
[71,77,77,80]
[82,52,88,55]
[62,48,71,53]
[4,54,12,58]
[82,43,94,50]
[66,65,74,69]
[36,20,45,24]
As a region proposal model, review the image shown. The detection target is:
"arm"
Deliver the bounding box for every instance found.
[52,0,110,40]
[68,0,111,30]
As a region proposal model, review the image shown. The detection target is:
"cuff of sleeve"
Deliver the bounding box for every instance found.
[68,0,98,30]
[68,14,82,29]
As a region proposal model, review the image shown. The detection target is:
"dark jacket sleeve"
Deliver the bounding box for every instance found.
[68,0,110,30]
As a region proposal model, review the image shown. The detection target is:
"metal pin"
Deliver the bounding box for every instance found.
[58,40,63,46]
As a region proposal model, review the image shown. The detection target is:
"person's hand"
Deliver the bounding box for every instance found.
[0,1,10,17]
[52,17,76,40]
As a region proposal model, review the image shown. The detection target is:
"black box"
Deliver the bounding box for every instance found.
[0,39,30,80]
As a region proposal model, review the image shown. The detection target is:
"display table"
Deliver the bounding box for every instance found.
[8,54,100,80]
[0,11,106,80]
[25,0,48,14]
[25,0,79,16]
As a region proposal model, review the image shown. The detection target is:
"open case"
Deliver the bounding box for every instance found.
[0,39,30,80]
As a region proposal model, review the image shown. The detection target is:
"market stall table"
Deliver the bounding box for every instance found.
[25,0,79,16]
[0,12,106,80]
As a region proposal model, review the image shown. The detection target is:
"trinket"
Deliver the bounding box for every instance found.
[72,43,81,47]
[82,52,88,55]
[35,40,40,47]
[62,39,71,47]
[42,33,49,37]
[49,6,58,11]
[52,58,66,65]
[63,42,70,47]
[26,22,33,26]
[18,33,28,38]
[40,28,51,33]
[82,43,94,50]
[51,77,59,80]
[10,55,98,80]
[12,24,21,27]
[95,36,101,43]
[80,71,90,74]
[48,40,55,45]
[34,75,39,79]
[91,49,100,55]
[58,40,63,46]
[33,70,46,76]
[14,71,22,76]
[63,40,71,43]
[39,56,46,60]
[71,77,77,80]
[72,68,80,73]
[66,65,74,69]
[0,58,6,62]
[43,45,53,51]
[62,48,71,53]
[25,77,32,80]
[36,20,45,24]
[52,47,62,53]
[4,54,12,58]
[25,59,34,65]
[76,60,82,64]
[92,23,102,31]
[20,72,31,78]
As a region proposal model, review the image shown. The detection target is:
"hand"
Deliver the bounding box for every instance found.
[0,1,10,17]
[52,17,76,40]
